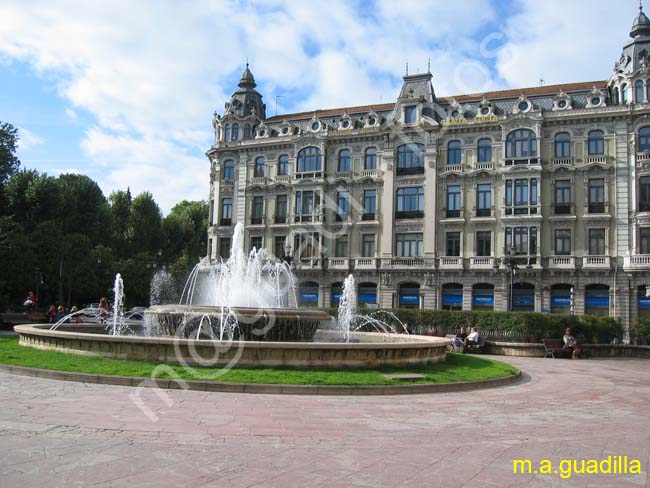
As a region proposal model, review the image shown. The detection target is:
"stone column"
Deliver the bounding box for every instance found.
[379,151,394,261]
[462,284,472,311]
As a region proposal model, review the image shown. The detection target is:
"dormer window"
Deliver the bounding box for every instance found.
[224,124,231,142]
[591,97,601,106]
[231,123,239,141]
[404,106,417,124]
[243,124,251,139]
[518,101,530,112]
[342,120,350,129]
[311,121,320,131]
[480,107,490,116]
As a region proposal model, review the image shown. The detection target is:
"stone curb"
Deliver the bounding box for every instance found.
[0,363,522,396]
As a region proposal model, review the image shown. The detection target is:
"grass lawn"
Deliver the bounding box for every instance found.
[0,337,518,386]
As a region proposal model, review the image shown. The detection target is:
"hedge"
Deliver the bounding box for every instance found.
[633,318,650,345]
[323,308,623,344]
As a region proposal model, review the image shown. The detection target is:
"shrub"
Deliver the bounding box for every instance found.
[633,318,650,345]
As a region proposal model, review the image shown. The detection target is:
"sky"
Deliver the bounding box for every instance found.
[0,0,639,213]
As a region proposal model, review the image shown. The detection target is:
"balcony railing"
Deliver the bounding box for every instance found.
[439,256,463,270]
[250,176,266,185]
[220,179,235,186]
[505,157,540,166]
[362,212,376,221]
[328,257,350,270]
[475,208,491,217]
[583,255,611,269]
[548,255,575,269]
[250,216,264,225]
[335,171,351,178]
[219,218,232,226]
[295,258,321,270]
[624,254,650,270]
[445,209,461,218]
[275,174,290,183]
[273,215,287,224]
[294,213,322,223]
[469,256,494,269]
[587,202,606,214]
[474,161,494,171]
[585,155,607,164]
[362,168,378,177]
[552,157,574,167]
[444,163,463,173]
[294,171,323,179]
[395,210,424,220]
[504,205,540,216]
[355,257,378,269]
[396,166,424,177]
[389,257,425,268]
[554,203,572,215]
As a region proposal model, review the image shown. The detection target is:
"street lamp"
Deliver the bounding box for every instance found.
[494,247,519,312]
[570,286,575,315]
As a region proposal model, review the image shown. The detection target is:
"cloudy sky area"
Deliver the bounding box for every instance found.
[0,0,638,212]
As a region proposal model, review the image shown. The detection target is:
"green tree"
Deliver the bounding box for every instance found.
[57,173,111,245]
[165,200,208,260]
[0,122,20,215]
[6,170,61,230]
[130,192,162,255]
[108,189,133,257]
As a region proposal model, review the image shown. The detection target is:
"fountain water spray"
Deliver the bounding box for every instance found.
[111,273,125,335]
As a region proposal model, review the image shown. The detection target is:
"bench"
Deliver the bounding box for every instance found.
[543,338,572,359]
[464,335,486,354]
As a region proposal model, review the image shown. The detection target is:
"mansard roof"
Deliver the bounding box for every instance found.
[264,80,607,123]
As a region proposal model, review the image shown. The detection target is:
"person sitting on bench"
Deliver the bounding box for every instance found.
[452,326,467,349]
[464,327,480,348]
[563,327,582,359]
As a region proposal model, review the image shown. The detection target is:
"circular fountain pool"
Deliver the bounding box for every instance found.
[14,323,450,368]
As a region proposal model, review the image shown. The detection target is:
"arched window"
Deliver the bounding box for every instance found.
[636,80,645,103]
[477,138,492,163]
[472,283,495,311]
[622,84,629,104]
[297,146,321,173]
[554,132,571,158]
[299,281,319,307]
[613,87,620,105]
[511,282,535,312]
[277,154,289,175]
[640,127,650,152]
[447,140,461,165]
[338,149,351,172]
[396,143,425,175]
[231,123,239,141]
[222,159,235,180]
[254,156,265,177]
[506,129,537,158]
[358,282,377,306]
[398,282,420,309]
[442,283,463,311]
[588,130,605,155]
[646,81,650,104]
[330,282,343,306]
[365,147,377,170]
[243,124,251,140]
[585,284,610,316]
[224,124,231,142]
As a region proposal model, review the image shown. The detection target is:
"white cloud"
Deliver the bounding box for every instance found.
[0,0,638,212]
[16,127,45,151]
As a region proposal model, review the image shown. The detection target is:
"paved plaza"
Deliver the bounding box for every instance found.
[0,356,648,487]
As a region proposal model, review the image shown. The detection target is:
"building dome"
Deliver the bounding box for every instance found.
[238,63,257,89]
[631,5,650,38]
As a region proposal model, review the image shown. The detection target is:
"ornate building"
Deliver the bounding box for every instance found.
[207,7,650,337]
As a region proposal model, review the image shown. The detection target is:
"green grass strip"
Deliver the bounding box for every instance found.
[0,337,517,386]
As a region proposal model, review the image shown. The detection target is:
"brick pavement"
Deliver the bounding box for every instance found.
[0,356,648,487]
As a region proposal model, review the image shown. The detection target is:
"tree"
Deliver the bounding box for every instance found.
[165,200,208,260]
[5,170,61,230]
[109,189,133,257]
[57,173,111,245]
[0,122,20,215]
[130,192,162,255]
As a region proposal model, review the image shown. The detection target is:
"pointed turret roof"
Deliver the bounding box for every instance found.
[238,63,257,89]
[631,4,650,38]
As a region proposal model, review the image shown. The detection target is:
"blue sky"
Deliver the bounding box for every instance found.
[0,0,638,212]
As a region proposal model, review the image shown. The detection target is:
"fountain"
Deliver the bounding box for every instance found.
[16,224,450,368]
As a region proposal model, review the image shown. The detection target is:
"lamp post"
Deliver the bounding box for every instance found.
[570,286,575,314]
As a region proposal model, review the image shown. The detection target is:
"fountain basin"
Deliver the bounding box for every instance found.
[14,324,451,368]
[145,305,330,342]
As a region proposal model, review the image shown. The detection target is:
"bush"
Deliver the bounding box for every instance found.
[321,308,623,344]
[633,318,650,345]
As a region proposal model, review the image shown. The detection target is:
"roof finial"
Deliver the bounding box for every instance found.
[641,0,643,11]
[405,61,408,76]
[427,57,431,73]
[246,56,249,69]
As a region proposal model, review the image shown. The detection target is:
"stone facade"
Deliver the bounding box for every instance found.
[207,8,650,338]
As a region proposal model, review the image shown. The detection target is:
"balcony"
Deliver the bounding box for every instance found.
[361,212,376,221]
[362,169,379,178]
[639,202,650,213]
[444,163,463,173]
[273,215,287,225]
[624,254,650,270]
[249,217,264,225]
[334,171,351,179]
[385,257,428,269]
[355,257,378,270]
[396,166,424,177]
[445,209,461,218]
[474,161,494,171]
[274,174,290,183]
[294,171,323,180]
[505,157,540,166]
[439,256,463,270]
[587,202,606,214]
[395,210,424,220]
[250,176,266,186]
[328,257,350,270]
[583,255,611,269]
[294,258,322,270]
[554,203,572,215]
[475,208,491,217]
[469,256,495,270]
[220,179,235,188]
[220,218,232,226]
[294,213,323,224]
[552,157,574,167]
[504,205,540,216]
[548,255,576,270]
[637,152,650,165]
[585,155,607,164]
